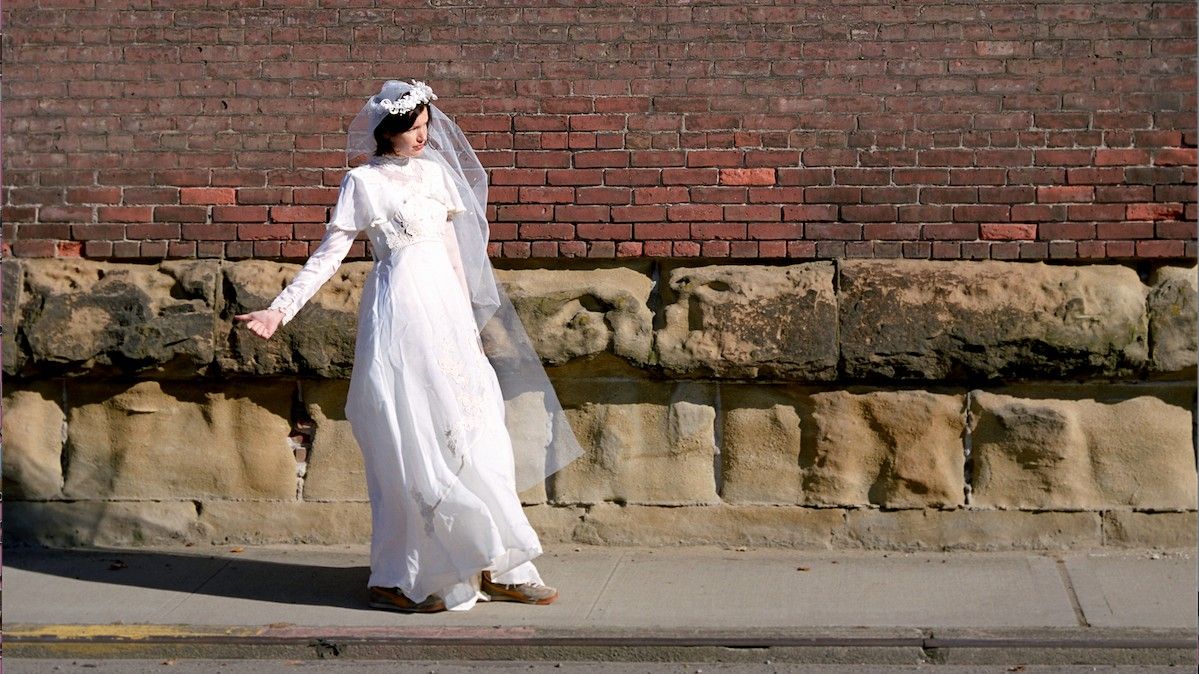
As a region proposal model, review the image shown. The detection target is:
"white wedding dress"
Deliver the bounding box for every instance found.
[269,154,544,611]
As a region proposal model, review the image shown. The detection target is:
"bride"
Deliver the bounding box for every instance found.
[235,80,581,613]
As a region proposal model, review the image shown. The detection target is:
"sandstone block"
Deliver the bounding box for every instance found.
[493,266,655,367]
[970,391,1198,510]
[840,260,1148,380]
[549,381,718,505]
[805,390,967,508]
[2,259,27,374]
[299,380,368,502]
[198,500,372,545]
[521,504,585,543]
[1102,511,1198,549]
[656,263,838,379]
[719,386,808,504]
[1147,265,1197,374]
[9,259,219,377]
[841,509,1102,550]
[1,382,65,499]
[217,259,368,378]
[62,380,297,500]
[575,503,844,547]
[2,500,203,546]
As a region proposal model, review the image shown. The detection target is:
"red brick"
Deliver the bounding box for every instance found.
[612,205,666,222]
[980,223,1037,240]
[490,169,547,186]
[864,223,921,240]
[1036,186,1094,203]
[922,223,979,240]
[1097,222,1155,239]
[724,205,781,221]
[1067,204,1125,221]
[181,187,236,205]
[97,206,152,222]
[1154,148,1197,166]
[519,187,575,203]
[576,223,630,239]
[271,206,327,223]
[806,223,862,240]
[576,187,631,205]
[496,205,553,222]
[633,222,690,239]
[1127,203,1185,220]
[1095,149,1150,166]
[667,204,723,221]
[747,223,803,240]
[681,221,743,239]
[31,206,88,226]
[213,206,268,222]
[615,241,643,257]
[719,168,775,186]
[237,223,292,240]
[1039,222,1096,240]
[519,223,575,240]
[1157,221,1198,239]
[1136,240,1186,257]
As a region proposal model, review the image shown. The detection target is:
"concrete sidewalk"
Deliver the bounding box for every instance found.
[3,544,1196,665]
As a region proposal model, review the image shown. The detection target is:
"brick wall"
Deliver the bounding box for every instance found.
[2,0,1195,261]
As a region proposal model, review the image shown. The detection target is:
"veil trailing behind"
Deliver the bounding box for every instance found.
[346,80,583,491]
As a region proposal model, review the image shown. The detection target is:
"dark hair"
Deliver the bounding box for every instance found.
[373,103,429,156]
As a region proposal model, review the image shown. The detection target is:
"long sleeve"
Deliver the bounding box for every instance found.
[268,226,358,325]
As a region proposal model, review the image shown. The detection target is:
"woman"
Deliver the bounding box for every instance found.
[235,80,582,613]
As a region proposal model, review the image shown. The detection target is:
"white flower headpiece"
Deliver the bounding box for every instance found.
[378,80,437,116]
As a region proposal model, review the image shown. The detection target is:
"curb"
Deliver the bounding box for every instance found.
[6,625,1196,665]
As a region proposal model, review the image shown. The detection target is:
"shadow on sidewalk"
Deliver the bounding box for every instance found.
[4,545,372,611]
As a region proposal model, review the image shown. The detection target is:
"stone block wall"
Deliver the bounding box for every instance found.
[2,257,1196,550]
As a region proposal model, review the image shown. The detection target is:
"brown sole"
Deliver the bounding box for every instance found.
[368,600,446,614]
[482,588,559,605]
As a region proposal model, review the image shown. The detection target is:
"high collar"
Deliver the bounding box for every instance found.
[371,154,414,167]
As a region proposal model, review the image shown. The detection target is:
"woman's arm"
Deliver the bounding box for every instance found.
[234,225,359,339]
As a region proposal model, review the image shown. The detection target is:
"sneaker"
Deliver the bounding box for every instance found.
[368,586,446,613]
[480,571,559,605]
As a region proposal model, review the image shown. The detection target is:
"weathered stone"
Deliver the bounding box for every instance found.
[720,386,809,504]
[970,392,1197,510]
[1,382,65,499]
[2,500,203,546]
[841,509,1102,550]
[806,390,967,508]
[521,504,585,543]
[11,259,219,377]
[656,263,838,379]
[2,258,27,375]
[300,380,368,501]
[62,380,297,500]
[217,259,368,378]
[198,500,372,544]
[493,266,654,367]
[550,381,718,505]
[576,503,844,547]
[1148,265,1197,374]
[840,260,1148,380]
[1103,511,1198,549]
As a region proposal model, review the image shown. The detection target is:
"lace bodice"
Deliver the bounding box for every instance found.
[267,155,469,324]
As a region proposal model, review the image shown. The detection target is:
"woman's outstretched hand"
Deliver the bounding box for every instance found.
[234,308,284,340]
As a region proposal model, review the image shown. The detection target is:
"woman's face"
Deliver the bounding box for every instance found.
[387,108,429,157]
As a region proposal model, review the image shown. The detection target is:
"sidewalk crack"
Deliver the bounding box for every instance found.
[156,556,236,621]
[583,549,626,621]
[1054,556,1090,627]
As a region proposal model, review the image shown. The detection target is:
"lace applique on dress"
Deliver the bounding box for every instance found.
[436,337,490,469]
